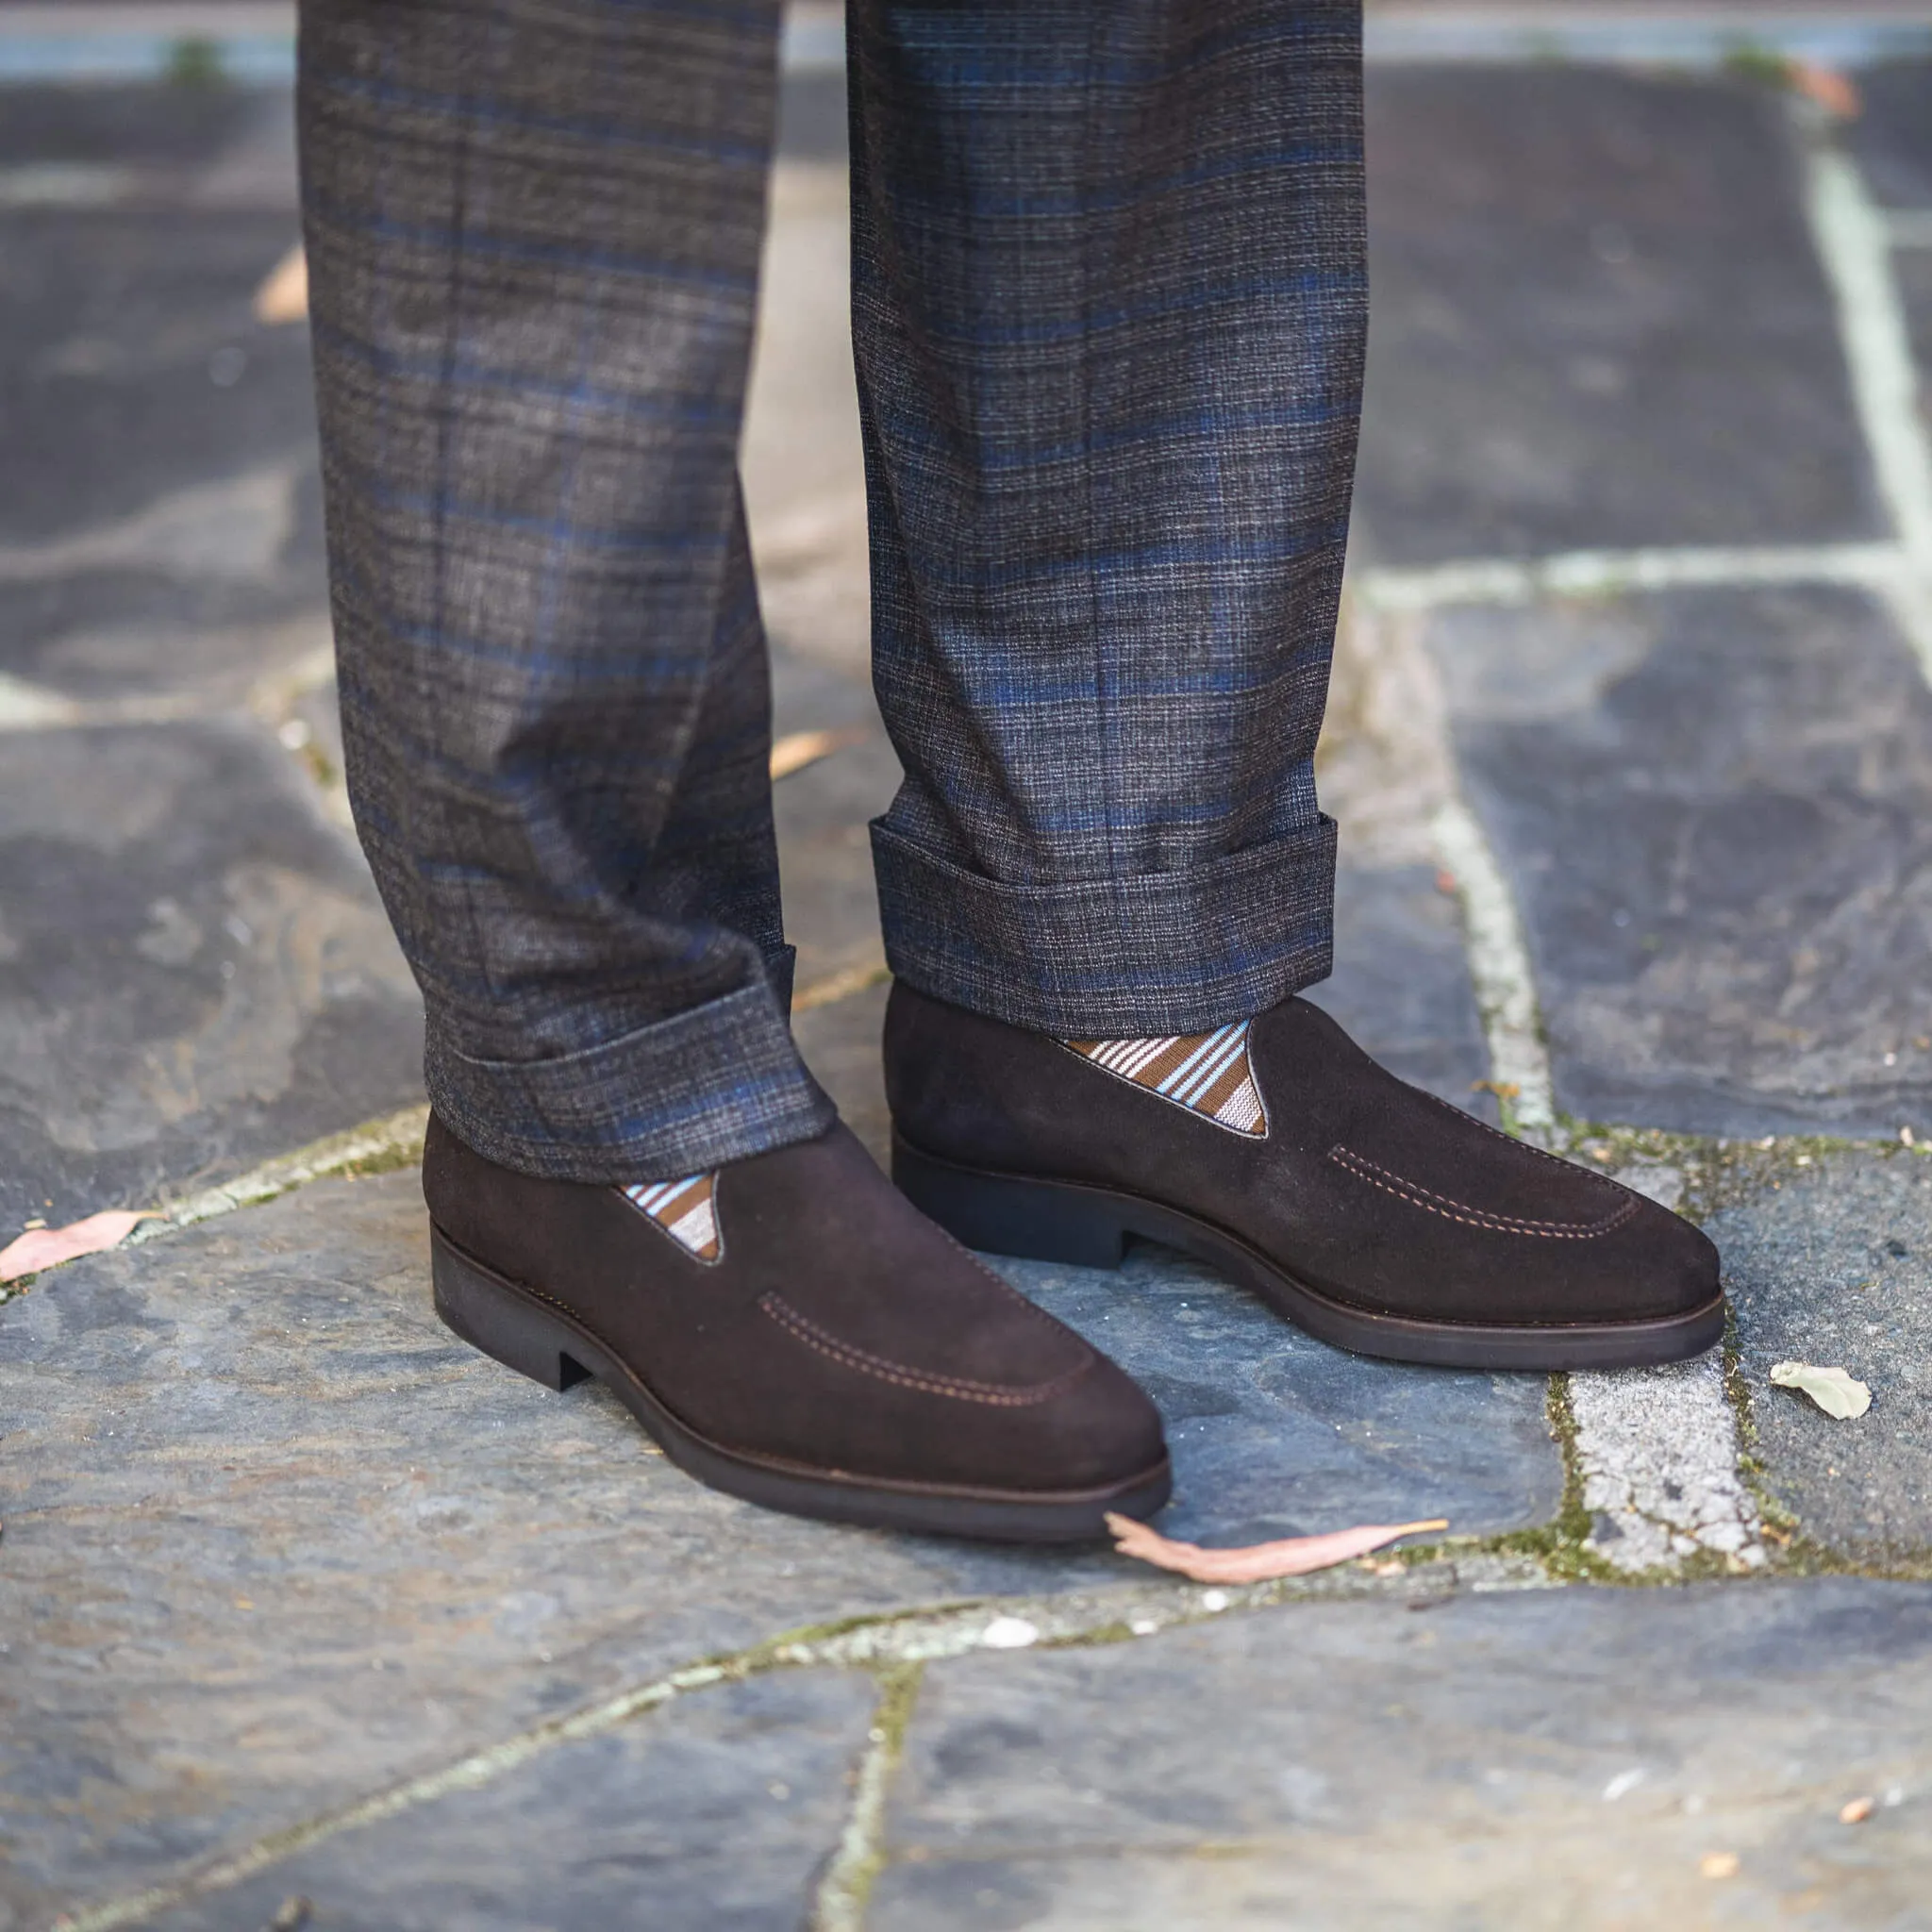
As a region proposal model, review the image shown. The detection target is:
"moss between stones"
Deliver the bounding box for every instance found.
[1545,1116,1923,1226]
[1483,1374,1623,1585]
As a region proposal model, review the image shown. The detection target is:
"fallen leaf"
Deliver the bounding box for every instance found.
[1770,1361,1872,1420]
[1788,59,1862,120]
[0,1209,158,1283]
[770,727,865,781]
[791,957,890,1014]
[1106,1513,1447,1585]
[1840,1794,1876,1824]
[1700,1852,1740,1880]
[253,242,308,325]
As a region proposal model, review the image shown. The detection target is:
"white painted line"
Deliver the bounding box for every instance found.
[0,163,142,209]
[0,685,229,734]
[1429,799,1556,1135]
[0,467,297,591]
[0,672,80,730]
[1570,1357,1766,1573]
[1804,139,1932,683]
[1804,144,1932,567]
[1356,540,1903,614]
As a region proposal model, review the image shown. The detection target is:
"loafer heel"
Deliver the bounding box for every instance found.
[432,1226,591,1391]
[892,1134,1129,1269]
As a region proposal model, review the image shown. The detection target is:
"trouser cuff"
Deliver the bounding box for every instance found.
[425,946,835,1183]
[871,817,1338,1037]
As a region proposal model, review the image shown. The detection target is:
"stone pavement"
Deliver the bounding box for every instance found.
[5,25,1932,1932]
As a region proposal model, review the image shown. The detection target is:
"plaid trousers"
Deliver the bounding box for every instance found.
[298,0,1366,1183]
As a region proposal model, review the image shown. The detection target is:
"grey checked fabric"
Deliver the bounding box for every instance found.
[297,0,1366,1184]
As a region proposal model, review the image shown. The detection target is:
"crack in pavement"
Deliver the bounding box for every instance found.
[45,1557,1552,1932]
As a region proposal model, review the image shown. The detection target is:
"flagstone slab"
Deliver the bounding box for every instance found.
[1357,66,1878,563]
[0,721,423,1226]
[874,1578,1932,1929]
[1848,58,1932,210]
[1002,1245,1563,1547]
[0,1173,1092,1925]
[0,82,264,172]
[0,1155,1566,1922]
[1429,583,1932,1137]
[0,179,326,721]
[0,207,318,557]
[1713,1148,1932,1562]
[138,1671,874,1932]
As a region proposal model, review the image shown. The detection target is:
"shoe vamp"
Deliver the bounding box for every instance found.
[724,1192,1093,1390]
[1255,1001,1629,1228]
[1090,1008,1695,1324]
[720,1129,1094,1391]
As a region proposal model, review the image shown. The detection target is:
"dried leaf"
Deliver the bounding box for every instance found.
[253,243,309,325]
[0,1209,157,1283]
[1788,60,1861,121]
[792,957,889,1014]
[769,727,865,781]
[1769,1360,1872,1420]
[1106,1513,1447,1584]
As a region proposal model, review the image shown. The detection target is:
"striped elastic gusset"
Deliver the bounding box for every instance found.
[1062,1021,1266,1137]
[622,1172,721,1261]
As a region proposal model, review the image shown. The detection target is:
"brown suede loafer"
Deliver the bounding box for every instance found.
[424,1115,1171,1541]
[885,983,1724,1371]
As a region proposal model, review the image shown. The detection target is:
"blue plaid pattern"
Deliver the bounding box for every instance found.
[298,0,1364,1183]
[854,1,1362,1035]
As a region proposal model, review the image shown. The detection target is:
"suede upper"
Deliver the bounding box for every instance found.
[885,983,1721,1330]
[425,1116,1166,1494]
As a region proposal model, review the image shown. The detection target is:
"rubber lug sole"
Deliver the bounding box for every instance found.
[430,1224,1171,1543]
[891,1134,1725,1372]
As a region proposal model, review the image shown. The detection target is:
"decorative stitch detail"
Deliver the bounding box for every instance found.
[1328,1145,1641,1240]
[759,1294,1090,1407]
[1413,1089,1628,1196]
